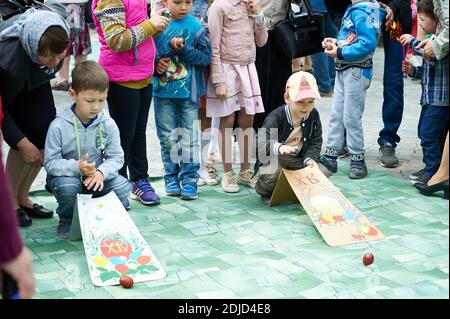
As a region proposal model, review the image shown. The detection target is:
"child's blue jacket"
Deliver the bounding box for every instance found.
[336,0,386,64]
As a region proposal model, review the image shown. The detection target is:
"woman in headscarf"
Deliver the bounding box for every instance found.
[0,7,70,227]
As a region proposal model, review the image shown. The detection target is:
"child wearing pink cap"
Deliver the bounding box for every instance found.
[255,71,324,205]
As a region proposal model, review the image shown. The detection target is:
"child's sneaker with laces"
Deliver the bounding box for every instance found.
[131,178,161,205]
[238,170,257,188]
[319,155,338,174]
[181,183,198,200]
[56,219,72,239]
[198,165,219,186]
[221,171,239,193]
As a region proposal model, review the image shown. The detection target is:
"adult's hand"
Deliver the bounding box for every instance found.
[0,248,35,299]
[17,138,43,166]
[416,38,436,60]
[379,2,394,31]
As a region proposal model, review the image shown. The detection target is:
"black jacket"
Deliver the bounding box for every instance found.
[257,105,322,168]
[0,38,62,147]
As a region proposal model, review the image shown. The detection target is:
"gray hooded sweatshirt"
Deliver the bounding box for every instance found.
[44,106,124,181]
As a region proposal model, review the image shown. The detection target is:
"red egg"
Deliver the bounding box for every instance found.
[119,276,134,289]
[363,253,374,266]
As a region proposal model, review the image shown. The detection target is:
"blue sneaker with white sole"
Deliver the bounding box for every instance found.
[181,183,198,200]
[165,181,181,196]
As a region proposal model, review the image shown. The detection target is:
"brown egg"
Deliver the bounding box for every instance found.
[363,253,374,266]
[119,276,134,288]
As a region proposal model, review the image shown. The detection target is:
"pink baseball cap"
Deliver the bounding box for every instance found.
[285,71,321,102]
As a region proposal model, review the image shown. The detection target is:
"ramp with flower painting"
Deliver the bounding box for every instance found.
[269,166,384,246]
[75,192,166,286]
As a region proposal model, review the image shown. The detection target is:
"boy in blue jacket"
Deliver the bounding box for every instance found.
[320,0,386,179]
[44,61,131,239]
[153,0,212,200]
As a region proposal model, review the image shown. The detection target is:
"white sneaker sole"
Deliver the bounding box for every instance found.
[130,193,160,205]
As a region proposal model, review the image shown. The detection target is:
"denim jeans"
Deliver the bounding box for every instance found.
[48,175,131,220]
[154,97,200,185]
[378,31,404,147]
[326,67,371,155]
[418,105,449,177]
[312,12,338,93]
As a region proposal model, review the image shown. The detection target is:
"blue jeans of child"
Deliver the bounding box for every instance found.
[47,175,131,220]
[378,31,404,148]
[418,105,449,177]
[154,97,200,185]
[326,67,371,155]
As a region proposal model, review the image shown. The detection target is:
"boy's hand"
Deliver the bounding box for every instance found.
[156,57,170,74]
[79,153,96,176]
[170,38,185,49]
[399,34,414,46]
[215,84,228,100]
[83,170,104,192]
[379,2,394,31]
[322,38,336,50]
[279,145,298,155]
[324,42,338,58]
[402,60,413,75]
[149,10,170,32]
[305,159,316,168]
[247,0,262,15]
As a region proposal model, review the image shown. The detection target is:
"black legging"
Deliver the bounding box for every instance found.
[107,82,152,182]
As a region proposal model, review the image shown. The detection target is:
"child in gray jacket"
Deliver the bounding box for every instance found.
[44,61,131,239]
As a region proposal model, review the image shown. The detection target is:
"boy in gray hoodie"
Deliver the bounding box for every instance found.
[44,61,131,239]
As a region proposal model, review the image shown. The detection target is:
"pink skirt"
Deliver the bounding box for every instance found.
[206,63,265,118]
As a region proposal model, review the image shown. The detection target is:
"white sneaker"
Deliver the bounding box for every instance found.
[199,166,219,186]
[238,170,258,188]
[197,176,206,186]
[221,171,240,193]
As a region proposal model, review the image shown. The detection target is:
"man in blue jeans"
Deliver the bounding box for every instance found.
[310,0,339,97]
[377,0,412,168]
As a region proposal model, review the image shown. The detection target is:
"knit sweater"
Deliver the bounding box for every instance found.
[94,0,157,88]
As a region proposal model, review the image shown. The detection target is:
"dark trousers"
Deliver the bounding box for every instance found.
[418,105,449,177]
[378,31,405,148]
[107,82,152,182]
[254,30,292,130]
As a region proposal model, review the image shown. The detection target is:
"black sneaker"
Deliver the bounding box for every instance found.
[319,155,338,174]
[349,159,368,179]
[17,207,32,227]
[337,146,349,158]
[409,168,425,180]
[261,196,271,206]
[414,173,431,185]
[379,143,399,168]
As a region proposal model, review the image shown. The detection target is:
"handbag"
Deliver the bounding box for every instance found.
[274,0,325,59]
